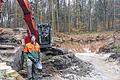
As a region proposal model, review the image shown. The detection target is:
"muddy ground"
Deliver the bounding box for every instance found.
[37,32,120,80]
[31,32,120,80]
[30,49,120,80]
[0,28,120,80]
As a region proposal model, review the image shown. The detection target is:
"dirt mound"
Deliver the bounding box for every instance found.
[0,28,24,45]
[54,32,115,53]
[0,28,15,43]
[35,50,94,80]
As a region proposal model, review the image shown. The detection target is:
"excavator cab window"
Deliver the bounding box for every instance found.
[38,24,52,48]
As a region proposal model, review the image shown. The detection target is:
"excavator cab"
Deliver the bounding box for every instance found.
[38,24,52,48]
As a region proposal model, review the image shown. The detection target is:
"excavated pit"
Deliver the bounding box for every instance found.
[0,28,120,80]
[20,49,94,80]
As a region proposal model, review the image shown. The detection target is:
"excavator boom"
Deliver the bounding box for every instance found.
[17,0,38,42]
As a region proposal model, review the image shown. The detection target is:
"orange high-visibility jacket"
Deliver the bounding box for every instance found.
[23,42,40,53]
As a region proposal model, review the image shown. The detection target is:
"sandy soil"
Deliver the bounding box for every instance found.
[75,49,120,80]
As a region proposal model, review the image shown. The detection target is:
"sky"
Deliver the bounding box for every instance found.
[66,0,73,4]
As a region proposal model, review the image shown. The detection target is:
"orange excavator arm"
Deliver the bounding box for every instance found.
[17,0,38,42]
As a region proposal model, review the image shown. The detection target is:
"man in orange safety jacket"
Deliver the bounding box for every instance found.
[23,34,42,80]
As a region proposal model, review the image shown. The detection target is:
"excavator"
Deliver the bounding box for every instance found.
[0,0,63,57]
[0,0,62,62]
[0,0,52,49]
[16,1,64,77]
[17,0,52,49]
[15,0,64,78]
[17,0,63,56]
[1,1,63,78]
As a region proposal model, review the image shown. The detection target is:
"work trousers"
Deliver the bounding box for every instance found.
[26,58,33,79]
[23,53,43,79]
[23,54,36,79]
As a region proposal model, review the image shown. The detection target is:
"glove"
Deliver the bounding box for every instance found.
[35,62,42,70]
